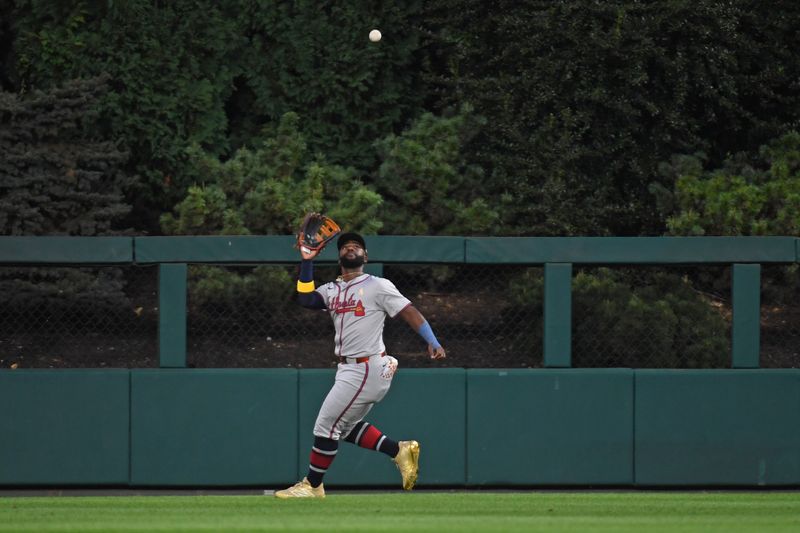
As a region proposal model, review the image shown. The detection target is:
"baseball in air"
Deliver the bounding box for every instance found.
[369,29,382,42]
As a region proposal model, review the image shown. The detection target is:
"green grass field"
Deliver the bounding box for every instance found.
[1,492,798,532]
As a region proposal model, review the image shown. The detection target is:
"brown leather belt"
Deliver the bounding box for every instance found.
[339,352,385,364]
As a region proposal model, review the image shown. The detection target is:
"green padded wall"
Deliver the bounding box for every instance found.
[467,369,634,485]
[635,370,800,485]
[298,368,466,486]
[3,369,800,487]
[130,369,298,486]
[0,370,130,484]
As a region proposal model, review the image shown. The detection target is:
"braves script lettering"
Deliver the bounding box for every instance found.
[331,294,366,316]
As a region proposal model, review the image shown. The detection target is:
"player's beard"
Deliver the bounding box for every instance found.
[340,255,365,269]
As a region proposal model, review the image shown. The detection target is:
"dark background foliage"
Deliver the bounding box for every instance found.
[3,0,798,237]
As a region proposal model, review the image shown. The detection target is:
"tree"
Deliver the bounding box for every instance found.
[161,112,382,236]
[655,132,800,237]
[653,131,800,303]
[161,112,383,313]
[417,1,800,235]
[0,75,130,235]
[4,1,430,231]
[0,75,133,317]
[6,1,247,225]
[374,106,500,235]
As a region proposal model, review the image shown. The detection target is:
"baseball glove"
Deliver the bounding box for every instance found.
[295,212,341,254]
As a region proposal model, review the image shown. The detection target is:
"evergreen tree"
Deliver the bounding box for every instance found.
[161,112,383,311]
[374,106,500,235]
[0,75,131,235]
[653,131,800,304]
[655,132,800,237]
[161,112,382,236]
[0,75,132,317]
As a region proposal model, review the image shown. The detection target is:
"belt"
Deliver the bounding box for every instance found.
[339,352,385,364]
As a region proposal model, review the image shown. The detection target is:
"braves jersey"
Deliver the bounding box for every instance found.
[316,274,411,358]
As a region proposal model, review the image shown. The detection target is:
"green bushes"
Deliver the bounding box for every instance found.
[654,131,800,302]
[656,132,800,237]
[374,106,499,235]
[509,268,729,368]
[160,111,383,311]
[160,112,382,237]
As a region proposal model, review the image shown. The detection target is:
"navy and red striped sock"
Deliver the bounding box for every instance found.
[306,436,338,487]
[344,421,400,458]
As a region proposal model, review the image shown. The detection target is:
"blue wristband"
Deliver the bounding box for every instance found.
[417,321,441,349]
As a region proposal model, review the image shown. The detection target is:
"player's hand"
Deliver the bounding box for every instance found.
[428,344,446,360]
[299,245,321,261]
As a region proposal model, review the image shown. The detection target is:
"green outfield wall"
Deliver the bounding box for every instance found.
[1,236,798,487]
[1,368,798,487]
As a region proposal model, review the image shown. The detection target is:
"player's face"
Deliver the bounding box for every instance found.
[339,241,367,268]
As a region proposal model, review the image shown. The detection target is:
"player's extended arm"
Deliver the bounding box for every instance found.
[296,259,326,309]
[397,305,446,360]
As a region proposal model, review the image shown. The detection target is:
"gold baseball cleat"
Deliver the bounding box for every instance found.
[393,440,420,490]
[274,477,326,499]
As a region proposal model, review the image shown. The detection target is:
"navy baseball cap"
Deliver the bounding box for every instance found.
[337,232,366,250]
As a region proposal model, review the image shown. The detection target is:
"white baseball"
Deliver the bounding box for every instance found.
[369,29,381,42]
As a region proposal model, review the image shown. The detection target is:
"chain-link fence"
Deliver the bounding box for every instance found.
[184,264,544,369]
[0,265,158,369]
[571,266,732,368]
[761,264,800,368]
[2,263,798,369]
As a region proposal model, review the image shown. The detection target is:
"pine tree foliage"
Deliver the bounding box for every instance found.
[0,75,132,313]
[655,132,800,237]
[160,112,382,236]
[0,75,131,235]
[8,1,247,214]
[160,112,383,310]
[374,106,501,235]
[653,131,800,304]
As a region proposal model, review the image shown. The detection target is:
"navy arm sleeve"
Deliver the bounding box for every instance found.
[298,291,326,309]
[296,259,327,309]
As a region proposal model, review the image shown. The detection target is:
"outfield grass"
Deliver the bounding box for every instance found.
[1,491,798,532]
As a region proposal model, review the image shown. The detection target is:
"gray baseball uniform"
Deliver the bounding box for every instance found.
[313,273,409,439]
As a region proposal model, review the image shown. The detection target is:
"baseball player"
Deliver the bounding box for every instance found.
[275,232,447,498]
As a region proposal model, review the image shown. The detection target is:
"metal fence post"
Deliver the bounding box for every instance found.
[159,263,187,368]
[544,263,572,368]
[732,263,761,368]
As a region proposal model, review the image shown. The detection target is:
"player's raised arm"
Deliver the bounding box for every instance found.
[397,305,446,360]
[296,258,326,309]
